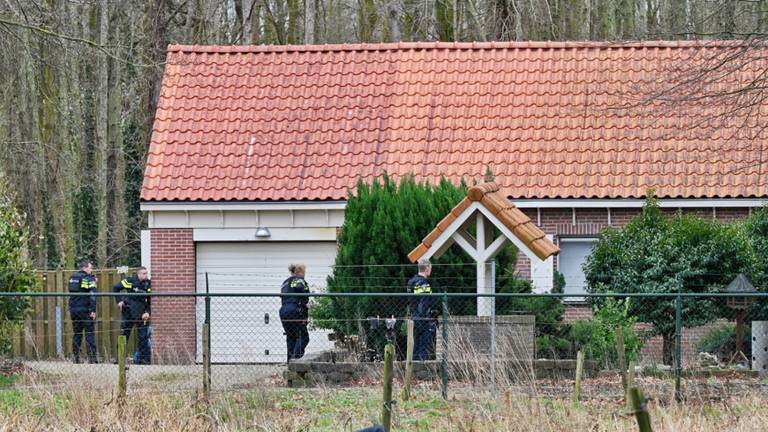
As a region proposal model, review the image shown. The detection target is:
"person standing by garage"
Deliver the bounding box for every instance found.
[407,259,438,360]
[68,260,98,364]
[279,264,310,361]
[113,267,152,364]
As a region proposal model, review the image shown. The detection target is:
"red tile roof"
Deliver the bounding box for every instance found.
[142,41,768,202]
[408,183,559,262]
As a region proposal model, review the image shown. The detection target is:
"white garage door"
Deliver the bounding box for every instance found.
[196,242,337,363]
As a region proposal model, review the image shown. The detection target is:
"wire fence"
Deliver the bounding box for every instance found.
[2,286,768,403]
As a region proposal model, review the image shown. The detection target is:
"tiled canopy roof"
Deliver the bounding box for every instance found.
[141,41,768,202]
[408,183,559,262]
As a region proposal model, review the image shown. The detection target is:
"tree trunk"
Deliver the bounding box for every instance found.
[187,0,198,41]
[109,29,126,266]
[95,0,110,267]
[241,0,255,43]
[252,2,262,43]
[387,0,401,41]
[14,28,47,268]
[305,0,315,43]
[38,0,77,269]
[662,333,674,366]
[720,0,736,38]
[436,0,454,41]
[287,0,301,43]
[357,0,378,42]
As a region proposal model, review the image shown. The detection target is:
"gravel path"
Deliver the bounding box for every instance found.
[21,361,284,392]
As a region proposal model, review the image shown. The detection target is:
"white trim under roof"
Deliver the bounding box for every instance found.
[140,201,347,212]
[141,198,768,213]
[512,198,768,208]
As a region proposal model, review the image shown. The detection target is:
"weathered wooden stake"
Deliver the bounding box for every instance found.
[117,335,127,400]
[573,350,584,404]
[203,322,211,401]
[626,360,636,410]
[616,326,627,392]
[401,320,414,401]
[381,343,395,432]
[629,386,653,432]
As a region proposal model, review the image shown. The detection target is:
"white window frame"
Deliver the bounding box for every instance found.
[557,237,598,303]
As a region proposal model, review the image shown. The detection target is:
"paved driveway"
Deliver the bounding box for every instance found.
[22,361,283,392]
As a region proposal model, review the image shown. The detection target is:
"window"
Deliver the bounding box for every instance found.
[557,238,597,296]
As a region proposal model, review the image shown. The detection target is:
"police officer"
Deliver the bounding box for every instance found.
[69,260,98,363]
[113,267,152,364]
[407,259,438,361]
[279,263,310,361]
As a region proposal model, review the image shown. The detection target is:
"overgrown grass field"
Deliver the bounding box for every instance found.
[1,383,768,431]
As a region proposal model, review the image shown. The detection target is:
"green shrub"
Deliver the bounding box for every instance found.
[584,193,756,364]
[535,299,643,367]
[0,177,36,353]
[311,175,473,339]
[572,299,642,368]
[495,268,571,359]
[696,323,751,363]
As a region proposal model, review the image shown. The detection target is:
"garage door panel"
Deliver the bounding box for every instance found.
[196,242,337,363]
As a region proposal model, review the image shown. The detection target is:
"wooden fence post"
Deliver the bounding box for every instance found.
[627,360,636,410]
[616,327,627,392]
[203,322,211,401]
[401,320,414,401]
[117,335,127,400]
[574,350,584,404]
[629,386,653,432]
[381,344,395,432]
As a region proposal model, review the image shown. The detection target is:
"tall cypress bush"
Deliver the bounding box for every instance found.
[311,175,476,338]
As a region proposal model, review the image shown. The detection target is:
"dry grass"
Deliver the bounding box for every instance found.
[1,383,768,432]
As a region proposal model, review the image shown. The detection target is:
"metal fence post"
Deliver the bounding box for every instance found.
[441,292,449,400]
[674,295,682,403]
[203,272,212,398]
[55,304,62,357]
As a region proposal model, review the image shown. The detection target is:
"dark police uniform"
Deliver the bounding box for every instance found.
[113,276,152,364]
[68,270,97,363]
[407,273,438,360]
[279,276,310,361]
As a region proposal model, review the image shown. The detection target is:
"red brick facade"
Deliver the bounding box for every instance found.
[516,206,750,366]
[150,229,196,364]
[514,207,750,280]
[147,205,751,366]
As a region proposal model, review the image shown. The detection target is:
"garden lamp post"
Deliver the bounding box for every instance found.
[724,274,756,362]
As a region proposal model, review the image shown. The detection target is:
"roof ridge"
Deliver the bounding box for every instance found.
[167,40,757,54]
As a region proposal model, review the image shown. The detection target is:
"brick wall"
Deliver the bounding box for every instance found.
[638,320,727,367]
[513,206,753,278]
[561,306,725,366]
[563,304,593,321]
[151,229,196,364]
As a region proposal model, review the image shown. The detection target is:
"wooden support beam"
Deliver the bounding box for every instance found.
[476,212,486,255]
[452,230,479,259]
[482,235,509,261]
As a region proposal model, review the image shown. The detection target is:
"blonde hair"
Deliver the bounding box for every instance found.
[288,263,306,275]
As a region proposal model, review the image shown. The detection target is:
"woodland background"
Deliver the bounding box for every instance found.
[0,0,765,269]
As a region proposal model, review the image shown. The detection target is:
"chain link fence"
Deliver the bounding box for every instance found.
[2,285,768,404]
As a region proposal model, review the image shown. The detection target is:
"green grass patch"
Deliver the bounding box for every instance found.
[0,375,17,388]
[0,389,25,413]
[146,372,186,382]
